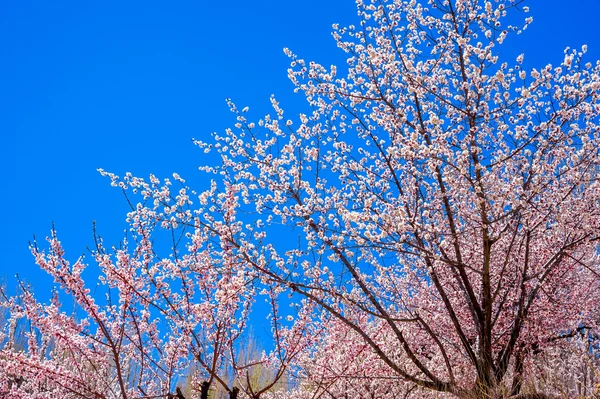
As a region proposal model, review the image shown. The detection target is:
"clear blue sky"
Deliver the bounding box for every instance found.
[1,0,599,299]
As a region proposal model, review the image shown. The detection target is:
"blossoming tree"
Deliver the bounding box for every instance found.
[2,0,600,398]
[0,212,309,398]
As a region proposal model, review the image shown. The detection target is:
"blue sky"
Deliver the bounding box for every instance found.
[1,0,599,300]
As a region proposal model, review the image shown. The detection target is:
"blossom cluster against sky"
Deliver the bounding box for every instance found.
[1,0,599,299]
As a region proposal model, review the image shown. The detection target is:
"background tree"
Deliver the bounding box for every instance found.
[0,205,306,398]
[186,331,294,399]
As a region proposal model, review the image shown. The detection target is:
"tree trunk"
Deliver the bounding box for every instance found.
[200,381,210,399]
[229,387,239,399]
